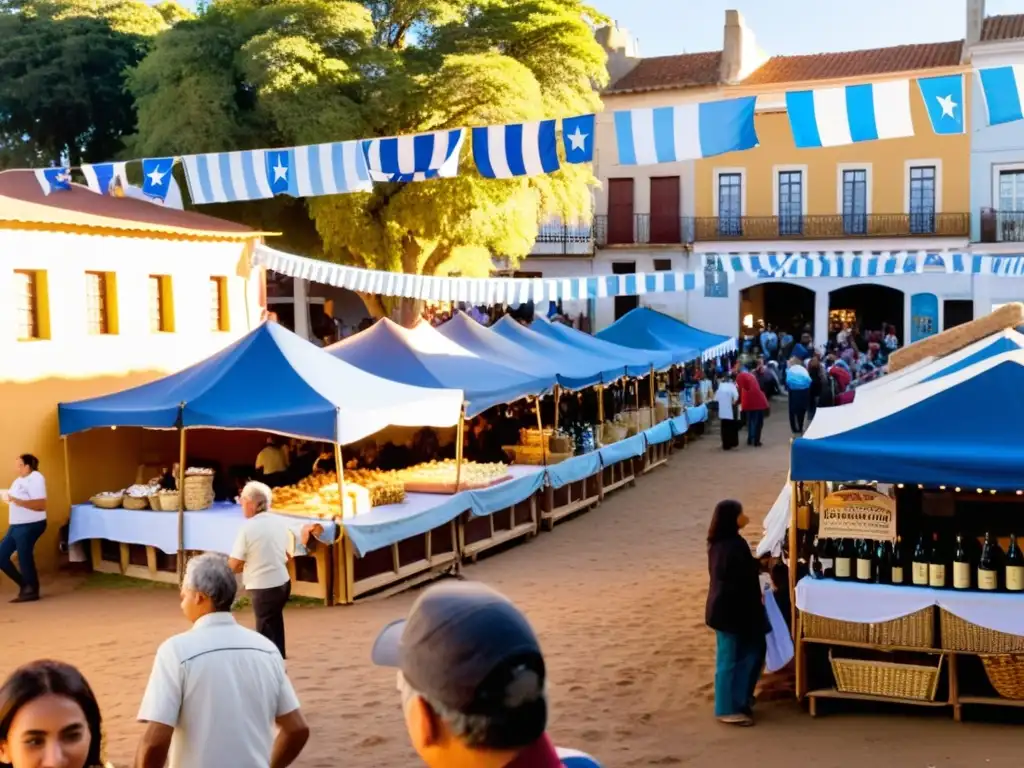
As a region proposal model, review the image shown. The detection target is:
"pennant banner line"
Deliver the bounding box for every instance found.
[28,65,1024,203]
[254,245,1024,304]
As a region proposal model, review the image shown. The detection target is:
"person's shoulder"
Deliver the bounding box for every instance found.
[556,747,602,767]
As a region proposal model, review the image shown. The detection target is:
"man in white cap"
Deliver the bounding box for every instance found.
[372,579,601,768]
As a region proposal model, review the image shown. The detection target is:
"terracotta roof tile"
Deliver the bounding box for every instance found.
[0,170,269,241]
[743,41,963,86]
[981,14,1024,42]
[607,51,721,93]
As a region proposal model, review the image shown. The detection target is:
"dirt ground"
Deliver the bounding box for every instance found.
[3,413,1024,767]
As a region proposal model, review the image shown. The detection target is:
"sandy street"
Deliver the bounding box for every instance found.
[2,413,1022,767]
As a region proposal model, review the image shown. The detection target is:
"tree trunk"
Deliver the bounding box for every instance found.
[398,297,424,327]
[357,292,387,319]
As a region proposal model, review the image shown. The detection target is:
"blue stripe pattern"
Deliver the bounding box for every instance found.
[472,120,560,178]
[979,66,1024,126]
[845,84,878,142]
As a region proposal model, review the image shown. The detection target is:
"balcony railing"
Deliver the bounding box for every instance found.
[529,221,596,256]
[592,213,971,246]
[978,209,1024,243]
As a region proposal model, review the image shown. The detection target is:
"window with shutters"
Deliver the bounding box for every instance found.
[210,276,229,332]
[149,275,174,333]
[85,272,117,335]
[14,270,46,340]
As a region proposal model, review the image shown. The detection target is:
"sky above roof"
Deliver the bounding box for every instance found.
[591,0,1023,58]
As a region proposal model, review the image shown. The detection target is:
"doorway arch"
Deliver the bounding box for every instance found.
[827,284,905,344]
[739,282,816,343]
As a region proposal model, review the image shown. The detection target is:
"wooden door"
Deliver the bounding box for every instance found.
[649,176,680,243]
[607,178,635,245]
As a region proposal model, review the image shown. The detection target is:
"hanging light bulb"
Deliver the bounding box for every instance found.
[977,488,984,494]
[917,484,924,489]
[939,485,946,490]
[897,483,905,489]
[955,487,961,493]
[991,489,998,495]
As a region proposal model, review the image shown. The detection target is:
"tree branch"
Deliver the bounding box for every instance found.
[421,243,454,277]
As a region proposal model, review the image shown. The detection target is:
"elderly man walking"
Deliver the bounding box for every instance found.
[372,580,602,768]
[229,481,292,657]
[135,553,309,768]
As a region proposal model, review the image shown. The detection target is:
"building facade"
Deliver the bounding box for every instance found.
[523,4,1024,348]
[0,170,266,576]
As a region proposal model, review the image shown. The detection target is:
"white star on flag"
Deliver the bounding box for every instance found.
[936,94,957,118]
[273,160,288,181]
[567,126,588,152]
[146,167,166,187]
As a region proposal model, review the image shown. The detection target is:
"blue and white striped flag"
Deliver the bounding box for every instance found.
[978,65,1024,126]
[918,74,964,135]
[613,96,757,165]
[182,150,273,205]
[472,120,559,178]
[34,167,72,195]
[786,80,913,148]
[293,141,371,196]
[81,162,127,195]
[362,129,464,183]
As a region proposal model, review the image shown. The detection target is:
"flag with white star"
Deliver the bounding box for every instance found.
[34,166,72,195]
[918,74,964,135]
[561,114,595,165]
[141,157,176,202]
[266,148,299,196]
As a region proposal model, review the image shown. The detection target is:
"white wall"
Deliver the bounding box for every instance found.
[0,230,260,383]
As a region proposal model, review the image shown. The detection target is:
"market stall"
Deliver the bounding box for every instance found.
[789,349,1024,720]
[59,322,463,603]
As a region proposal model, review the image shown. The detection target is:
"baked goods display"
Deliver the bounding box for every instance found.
[395,459,510,493]
[271,470,403,520]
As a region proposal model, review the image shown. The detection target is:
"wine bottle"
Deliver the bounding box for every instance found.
[835,538,852,580]
[929,532,947,589]
[874,539,891,585]
[978,531,1001,592]
[810,536,824,579]
[890,536,905,585]
[953,534,971,590]
[912,533,929,586]
[1006,534,1024,593]
[856,539,873,581]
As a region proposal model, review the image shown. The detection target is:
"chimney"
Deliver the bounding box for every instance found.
[965,0,985,55]
[596,23,640,86]
[720,10,768,85]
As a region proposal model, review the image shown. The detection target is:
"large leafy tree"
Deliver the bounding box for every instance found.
[0,0,180,167]
[129,0,607,321]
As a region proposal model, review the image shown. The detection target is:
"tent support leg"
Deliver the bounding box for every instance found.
[454,405,466,489]
[176,428,187,583]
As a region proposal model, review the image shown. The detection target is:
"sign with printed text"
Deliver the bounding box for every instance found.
[819,489,897,541]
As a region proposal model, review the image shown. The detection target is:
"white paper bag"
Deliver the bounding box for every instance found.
[763,583,794,673]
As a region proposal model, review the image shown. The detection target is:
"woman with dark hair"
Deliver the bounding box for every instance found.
[705,500,767,727]
[0,660,105,768]
[0,454,48,602]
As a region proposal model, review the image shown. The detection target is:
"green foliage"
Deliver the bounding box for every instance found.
[0,0,170,167]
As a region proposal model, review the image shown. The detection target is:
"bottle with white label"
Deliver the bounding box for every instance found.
[953,534,972,590]
[890,536,905,585]
[1006,534,1024,592]
[834,538,852,580]
[929,532,947,589]
[978,531,1001,592]
[856,539,873,582]
[912,533,929,586]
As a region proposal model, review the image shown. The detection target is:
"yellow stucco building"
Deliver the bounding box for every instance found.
[0,170,267,581]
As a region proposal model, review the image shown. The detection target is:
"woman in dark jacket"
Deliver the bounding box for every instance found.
[705,499,767,726]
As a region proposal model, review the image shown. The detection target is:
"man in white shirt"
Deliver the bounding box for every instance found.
[255,438,289,477]
[0,453,48,602]
[135,553,309,768]
[714,375,741,451]
[229,481,293,657]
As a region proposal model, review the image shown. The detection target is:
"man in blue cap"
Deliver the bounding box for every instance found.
[371,580,601,768]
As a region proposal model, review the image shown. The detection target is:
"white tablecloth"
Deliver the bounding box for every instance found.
[796,576,1024,637]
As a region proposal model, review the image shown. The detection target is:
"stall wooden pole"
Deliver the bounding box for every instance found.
[648,366,656,426]
[633,379,640,432]
[176,426,188,582]
[553,385,561,432]
[333,438,346,503]
[331,436,346,607]
[597,384,605,424]
[454,404,466,490]
[788,478,799,642]
[534,397,547,465]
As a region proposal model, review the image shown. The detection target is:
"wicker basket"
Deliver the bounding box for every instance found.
[90,494,123,509]
[981,655,1024,700]
[940,609,1024,654]
[829,651,943,701]
[183,474,214,511]
[868,607,936,648]
[803,612,870,644]
[123,496,149,510]
[148,491,180,512]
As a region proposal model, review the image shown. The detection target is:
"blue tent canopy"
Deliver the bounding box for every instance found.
[489,315,626,389]
[327,318,554,417]
[595,307,734,364]
[920,333,1024,383]
[792,354,1024,490]
[529,317,672,375]
[437,312,565,378]
[58,322,464,443]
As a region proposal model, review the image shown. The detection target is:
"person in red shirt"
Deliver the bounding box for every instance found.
[735,367,769,447]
